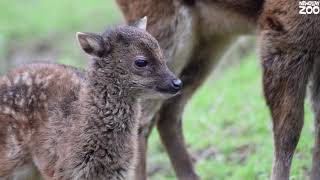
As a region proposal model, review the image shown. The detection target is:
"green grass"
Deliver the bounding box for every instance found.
[0,0,122,69]
[147,53,314,180]
[0,0,121,38]
[0,1,316,180]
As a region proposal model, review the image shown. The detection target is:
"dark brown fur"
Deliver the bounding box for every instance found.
[0,22,181,179]
[116,0,320,179]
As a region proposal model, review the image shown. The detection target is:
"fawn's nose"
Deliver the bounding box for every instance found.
[171,79,183,91]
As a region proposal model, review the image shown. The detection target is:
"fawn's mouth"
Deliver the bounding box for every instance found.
[154,79,183,95]
[155,86,181,95]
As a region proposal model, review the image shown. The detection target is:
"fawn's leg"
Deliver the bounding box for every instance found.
[310,59,320,180]
[260,41,313,179]
[157,36,234,180]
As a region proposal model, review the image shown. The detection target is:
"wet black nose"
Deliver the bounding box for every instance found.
[171,79,183,91]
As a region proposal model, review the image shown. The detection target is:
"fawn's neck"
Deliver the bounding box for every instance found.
[80,69,139,132]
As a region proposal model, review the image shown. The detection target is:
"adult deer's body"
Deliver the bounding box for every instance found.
[117,0,320,179]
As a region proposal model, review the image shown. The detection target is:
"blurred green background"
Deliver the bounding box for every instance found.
[0,0,315,179]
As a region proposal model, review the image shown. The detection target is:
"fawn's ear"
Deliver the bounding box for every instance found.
[129,16,147,31]
[76,32,107,58]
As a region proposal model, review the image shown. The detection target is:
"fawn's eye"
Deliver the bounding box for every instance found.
[135,59,148,68]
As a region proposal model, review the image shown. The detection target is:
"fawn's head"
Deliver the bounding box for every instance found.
[77,17,182,98]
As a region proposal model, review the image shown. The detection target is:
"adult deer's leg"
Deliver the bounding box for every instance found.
[260,35,313,179]
[14,164,43,180]
[310,59,320,180]
[134,130,148,180]
[257,2,318,179]
[134,115,158,180]
[157,36,234,180]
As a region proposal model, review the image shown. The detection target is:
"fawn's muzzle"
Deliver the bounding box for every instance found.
[155,77,183,94]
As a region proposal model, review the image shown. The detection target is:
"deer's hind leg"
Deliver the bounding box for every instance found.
[260,33,314,179]
[262,51,312,180]
[310,59,320,180]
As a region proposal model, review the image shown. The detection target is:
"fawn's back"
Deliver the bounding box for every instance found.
[0,64,84,178]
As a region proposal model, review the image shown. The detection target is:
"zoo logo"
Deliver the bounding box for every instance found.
[299,1,320,14]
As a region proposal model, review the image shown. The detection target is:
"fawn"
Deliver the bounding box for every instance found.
[0,17,182,179]
[117,0,320,179]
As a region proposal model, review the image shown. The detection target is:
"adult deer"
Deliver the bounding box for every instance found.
[116,0,320,179]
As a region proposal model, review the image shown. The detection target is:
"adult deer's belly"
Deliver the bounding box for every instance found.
[166,6,195,75]
[197,1,256,36]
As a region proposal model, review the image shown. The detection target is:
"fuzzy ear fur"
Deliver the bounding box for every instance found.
[129,16,148,30]
[76,32,107,58]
